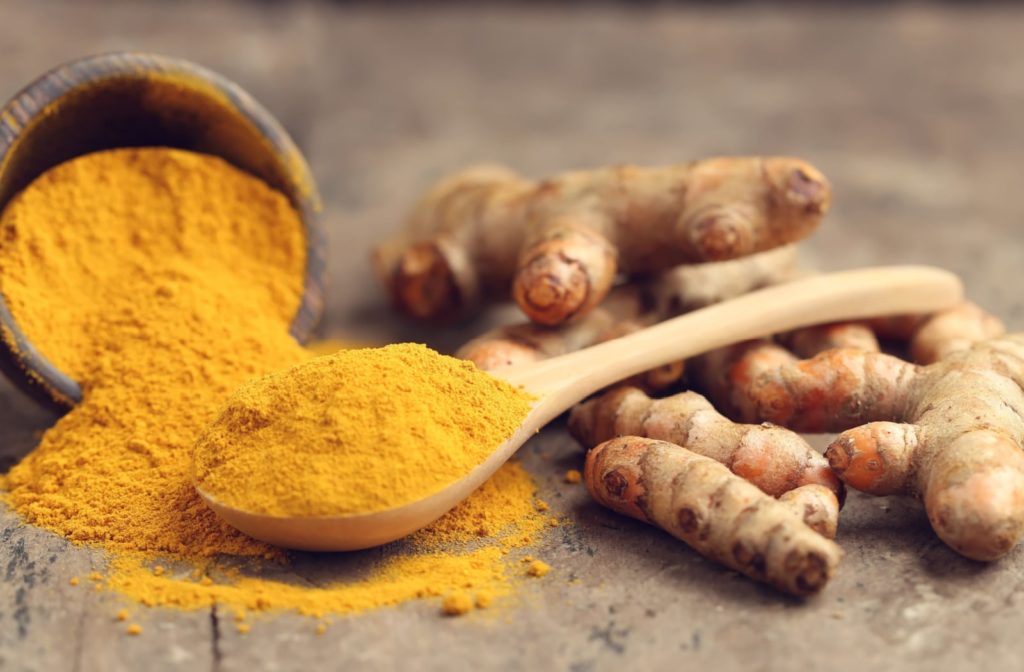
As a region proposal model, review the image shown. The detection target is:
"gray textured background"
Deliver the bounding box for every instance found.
[2,2,1023,671]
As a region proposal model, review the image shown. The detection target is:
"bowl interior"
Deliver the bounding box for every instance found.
[0,52,325,408]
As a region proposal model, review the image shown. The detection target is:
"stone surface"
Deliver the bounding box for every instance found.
[2,2,1024,671]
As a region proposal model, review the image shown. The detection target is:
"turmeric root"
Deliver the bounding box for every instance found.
[693,340,803,426]
[779,484,840,540]
[458,245,799,388]
[456,288,643,370]
[701,335,1024,561]
[373,165,528,320]
[868,301,1005,364]
[777,322,879,359]
[585,437,842,595]
[694,304,1001,424]
[456,287,683,391]
[568,387,843,506]
[375,159,829,324]
[693,290,996,406]
[693,326,884,422]
[646,243,800,317]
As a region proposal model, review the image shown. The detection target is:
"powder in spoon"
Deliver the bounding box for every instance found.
[192,343,535,516]
[0,147,551,618]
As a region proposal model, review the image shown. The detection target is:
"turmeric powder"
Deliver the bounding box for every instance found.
[525,559,551,577]
[104,463,547,617]
[193,344,534,516]
[441,593,474,616]
[0,147,552,617]
[305,336,375,356]
[1,148,305,558]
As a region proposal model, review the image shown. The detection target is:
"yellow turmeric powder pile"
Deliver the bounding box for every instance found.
[0,147,550,617]
[305,337,372,356]
[1,147,305,558]
[104,460,545,617]
[194,343,534,516]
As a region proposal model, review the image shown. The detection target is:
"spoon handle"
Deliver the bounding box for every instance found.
[502,266,963,401]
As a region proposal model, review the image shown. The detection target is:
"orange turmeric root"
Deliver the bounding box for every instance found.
[694,340,803,422]
[568,387,843,509]
[695,304,1001,423]
[779,484,840,540]
[693,323,885,423]
[458,245,799,389]
[585,437,842,595]
[456,287,646,370]
[777,322,880,359]
[702,335,1024,561]
[375,159,828,324]
[456,288,683,392]
[868,301,1004,364]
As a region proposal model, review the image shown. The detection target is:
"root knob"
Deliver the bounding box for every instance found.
[784,169,829,214]
[513,254,589,325]
[687,212,753,261]
[792,552,830,594]
[391,243,461,320]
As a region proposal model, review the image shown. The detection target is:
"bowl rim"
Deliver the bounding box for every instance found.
[0,51,327,409]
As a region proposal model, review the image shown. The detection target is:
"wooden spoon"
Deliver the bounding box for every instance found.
[199,265,962,551]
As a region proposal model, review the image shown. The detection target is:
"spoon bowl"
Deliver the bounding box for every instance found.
[0,52,325,408]
[199,265,963,551]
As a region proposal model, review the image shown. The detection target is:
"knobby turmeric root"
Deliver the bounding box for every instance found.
[456,287,683,392]
[585,437,842,595]
[777,322,880,359]
[695,302,1002,423]
[375,159,828,324]
[701,335,1024,561]
[779,484,840,540]
[868,301,1005,364]
[569,387,843,523]
[645,243,800,316]
[458,245,799,391]
[456,288,645,370]
[693,328,882,423]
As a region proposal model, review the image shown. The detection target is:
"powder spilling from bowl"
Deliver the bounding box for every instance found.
[0,147,551,617]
